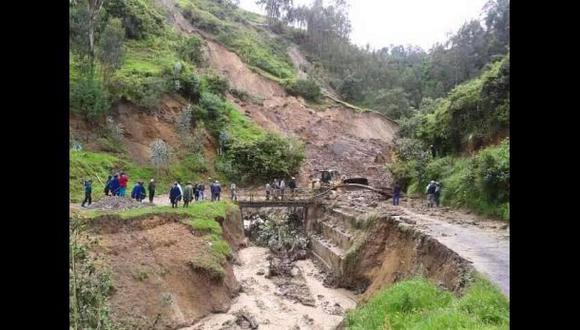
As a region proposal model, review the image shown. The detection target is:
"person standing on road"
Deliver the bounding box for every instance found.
[434,182,442,207]
[392,182,401,206]
[215,181,222,201]
[131,182,140,201]
[194,183,200,201]
[230,182,237,201]
[110,174,120,196]
[104,175,112,196]
[148,179,156,203]
[183,182,194,207]
[288,177,297,199]
[119,172,128,197]
[81,179,92,207]
[169,182,181,208]
[265,182,271,200]
[426,180,437,208]
[279,179,286,200]
[199,182,205,201]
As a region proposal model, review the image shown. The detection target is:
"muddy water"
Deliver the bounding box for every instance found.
[184,247,356,330]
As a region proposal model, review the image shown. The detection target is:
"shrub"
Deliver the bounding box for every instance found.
[179,35,205,66]
[285,78,321,102]
[104,0,165,40]
[225,133,305,183]
[202,73,230,98]
[70,76,111,121]
[176,70,201,102]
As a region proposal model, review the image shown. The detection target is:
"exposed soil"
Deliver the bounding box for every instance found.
[321,190,509,298]
[86,211,245,329]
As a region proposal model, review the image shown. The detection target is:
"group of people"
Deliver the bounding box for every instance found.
[169,180,226,208]
[391,180,442,208]
[426,180,442,208]
[103,173,130,197]
[80,173,157,208]
[265,177,297,200]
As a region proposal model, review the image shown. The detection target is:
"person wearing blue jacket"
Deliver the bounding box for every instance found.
[110,174,120,196]
[104,175,112,196]
[131,181,146,202]
[169,182,182,208]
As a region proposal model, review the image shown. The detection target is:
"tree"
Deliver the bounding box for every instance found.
[88,0,107,68]
[484,0,510,56]
[97,17,125,81]
[70,76,111,121]
[150,139,171,175]
[256,0,294,25]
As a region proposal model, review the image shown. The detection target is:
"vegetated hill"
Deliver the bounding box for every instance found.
[69,0,399,202]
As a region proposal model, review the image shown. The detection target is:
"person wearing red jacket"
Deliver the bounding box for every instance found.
[118,172,129,197]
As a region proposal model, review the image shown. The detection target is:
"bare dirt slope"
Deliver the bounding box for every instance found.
[87,214,241,329]
[153,0,399,188]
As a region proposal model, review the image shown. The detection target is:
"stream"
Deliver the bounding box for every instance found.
[184,247,356,330]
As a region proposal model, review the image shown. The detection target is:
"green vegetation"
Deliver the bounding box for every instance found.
[70,150,155,203]
[346,277,509,330]
[70,218,116,329]
[70,150,213,203]
[223,132,305,184]
[388,56,509,220]
[176,0,296,80]
[285,78,322,102]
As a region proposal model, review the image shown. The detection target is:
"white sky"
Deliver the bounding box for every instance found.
[237,0,488,51]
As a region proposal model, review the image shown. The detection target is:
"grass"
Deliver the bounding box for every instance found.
[176,0,296,81]
[70,150,155,203]
[346,277,509,330]
[70,150,220,203]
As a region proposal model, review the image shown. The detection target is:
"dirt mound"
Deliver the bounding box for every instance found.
[86,196,148,210]
[89,214,241,329]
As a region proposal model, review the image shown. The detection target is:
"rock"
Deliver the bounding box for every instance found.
[501,224,509,230]
[256,269,265,276]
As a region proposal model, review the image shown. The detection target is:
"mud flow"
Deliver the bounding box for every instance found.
[184,210,357,330]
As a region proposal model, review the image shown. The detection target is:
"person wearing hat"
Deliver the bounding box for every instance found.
[288,176,297,199]
[81,179,93,207]
[426,180,437,208]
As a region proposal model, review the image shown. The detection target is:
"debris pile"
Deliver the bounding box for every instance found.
[86,196,149,210]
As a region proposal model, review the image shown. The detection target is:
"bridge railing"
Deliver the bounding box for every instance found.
[236,187,315,202]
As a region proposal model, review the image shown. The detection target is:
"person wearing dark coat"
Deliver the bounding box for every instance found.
[104,176,112,196]
[131,181,146,202]
[110,174,120,196]
[82,180,92,207]
[169,183,181,208]
[392,182,402,206]
[148,179,156,203]
[194,184,200,201]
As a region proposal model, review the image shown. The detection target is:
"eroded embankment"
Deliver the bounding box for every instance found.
[306,203,475,301]
[86,209,245,329]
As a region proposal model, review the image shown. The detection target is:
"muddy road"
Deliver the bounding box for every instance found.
[183,247,356,330]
